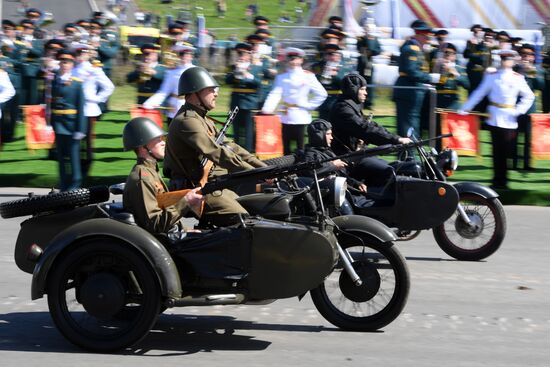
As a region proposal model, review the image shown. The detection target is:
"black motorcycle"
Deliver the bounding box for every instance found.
[266,136,506,261]
[0,157,410,352]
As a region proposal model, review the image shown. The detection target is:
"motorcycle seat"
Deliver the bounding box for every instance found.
[100,202,136,225]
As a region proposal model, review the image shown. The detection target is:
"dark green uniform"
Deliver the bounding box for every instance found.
[165,103,266,221]
[51,74,87,191]
[0,55,21,142]
[516,64,544,169]
[393,39,431,136]
[542,54,550,113]
[225,62,263,151]
[258,55,277,107]
[435,65,469,110]
[464,43,492,94]
[98,31,120,79]
[356,35,381,108]
[17,38,43,105]
[127,63,166,104]
[123,157,191,235]
[311,60,348,121]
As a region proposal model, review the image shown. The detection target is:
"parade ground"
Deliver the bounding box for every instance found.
[0,188,548,366]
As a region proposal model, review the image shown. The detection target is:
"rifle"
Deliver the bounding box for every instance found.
[157,106,239,210]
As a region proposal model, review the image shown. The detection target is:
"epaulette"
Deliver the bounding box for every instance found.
[14,40,26,46]
[71,76,83,82]
[410,45,421,52]
[184,109,197,117]
[91,60,103,67]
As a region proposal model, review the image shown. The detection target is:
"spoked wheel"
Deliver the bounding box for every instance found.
[47,239,161,352]
[433,194,506,261]
[310,236,410,331]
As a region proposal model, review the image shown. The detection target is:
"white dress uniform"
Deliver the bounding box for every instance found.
[261,66,327,125]
[462,68,535,129]
[72,61,115,117]
[0,70,16,119]
[143,62,195,119]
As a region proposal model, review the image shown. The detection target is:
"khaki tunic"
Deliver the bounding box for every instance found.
[123,158,191,234]
[165,103,266,216]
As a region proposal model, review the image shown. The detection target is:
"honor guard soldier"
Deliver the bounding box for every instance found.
[433,43,469,110]
[311,44,348,121]
[50,50,87,191]
[143,44,196,125]
[262,47,327,154]
[165,66,266,226]
[460,49,535,189]
[356,24,382,109]
[0,66,16,146]
[0,37,22,143]
[72,43,115,177]
[463,24,484,61]
[88,19,120,79]
[514,44,544,170]
[317,28,344,61]
[225,42,263,151]
[465,28,496,94]
[246,33,277,107]
[174,21,198,49]
[127,43,165,105]
[18,19,44,106]
[253,16,270,33]
[254,29,276,55]
[543,51,550,113]
[122,117,203,236]
[393,20,438,137]
[328,16,344,29]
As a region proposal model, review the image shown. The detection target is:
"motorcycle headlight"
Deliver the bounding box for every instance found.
[437,149,459,175]
[333,177,347,208]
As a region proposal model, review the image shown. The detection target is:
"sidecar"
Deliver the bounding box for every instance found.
[3,186,338,352]
[350,175,460,231]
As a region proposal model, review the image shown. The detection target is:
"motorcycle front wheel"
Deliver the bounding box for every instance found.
[310,236,410,331]
[433,194,506,261]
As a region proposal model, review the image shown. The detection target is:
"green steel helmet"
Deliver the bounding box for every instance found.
[122,117,166,151]
[178,66,219,96]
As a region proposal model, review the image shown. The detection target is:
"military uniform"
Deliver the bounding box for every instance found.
[356,34,381,108]
[461,62,535,188]
[165,103,266,218]
[97,29,120,79]
[0,55,21,142]
[311,59,348,121]
[393,38,432,136]
[123,157,191,235]
[464,42,493,95]
[50,71,87,191]
[17,36,44,105]
[435,64,469,110]
[0,69,16,125]
[127,62,166,104]
[225,58,263,151]
[542,53,550,113]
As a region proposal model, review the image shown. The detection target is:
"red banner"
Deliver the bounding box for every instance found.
[23,105,55,150]
[254,114,283,160]
[530,113,550,160]
[130,107,164,129]
[440,112,480,156]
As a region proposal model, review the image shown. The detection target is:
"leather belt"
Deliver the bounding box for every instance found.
[52,109,77,114]
[231,88,257,93]
[489,102,515,109]
[327,90,342,95]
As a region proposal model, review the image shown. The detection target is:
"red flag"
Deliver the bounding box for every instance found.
[530,113,550,160]
[254,114,283,159]
[130,107,164,129]
[23,105,55,150]
[441,112,480,156]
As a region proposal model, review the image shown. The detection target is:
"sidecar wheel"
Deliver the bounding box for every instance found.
[310,237,410,331]
[47,239,161,352]
[0,186,109,219]
[433,194,506,261]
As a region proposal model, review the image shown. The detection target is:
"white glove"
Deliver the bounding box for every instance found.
[73,132,86,140]
[457,110,468,116]
[429,73,441,84]
[141,103,155,110]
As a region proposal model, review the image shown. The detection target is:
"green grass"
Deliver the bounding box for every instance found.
[135,0,310,40]
[2,111,550,206]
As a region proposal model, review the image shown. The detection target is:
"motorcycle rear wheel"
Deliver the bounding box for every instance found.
[433,194,506,261]
[310,236,410,331]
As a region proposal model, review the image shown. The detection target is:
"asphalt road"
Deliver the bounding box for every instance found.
[2,0,94,29]
[0,187,549,366]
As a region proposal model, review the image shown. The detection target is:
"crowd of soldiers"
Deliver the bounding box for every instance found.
[1,8,549,192]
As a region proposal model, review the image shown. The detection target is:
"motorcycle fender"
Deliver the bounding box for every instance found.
[453,182,499,200]
[31,218,181,300]
[331,215,397,243]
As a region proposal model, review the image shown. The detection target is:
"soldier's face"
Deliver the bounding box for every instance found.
[325,129,334,146]
[146,136,166,160]
[357,87,367,103]
[198,87,219,110]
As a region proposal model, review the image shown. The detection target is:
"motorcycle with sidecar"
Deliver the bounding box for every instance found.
[263,135,506,261]
[0,158,410,352]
